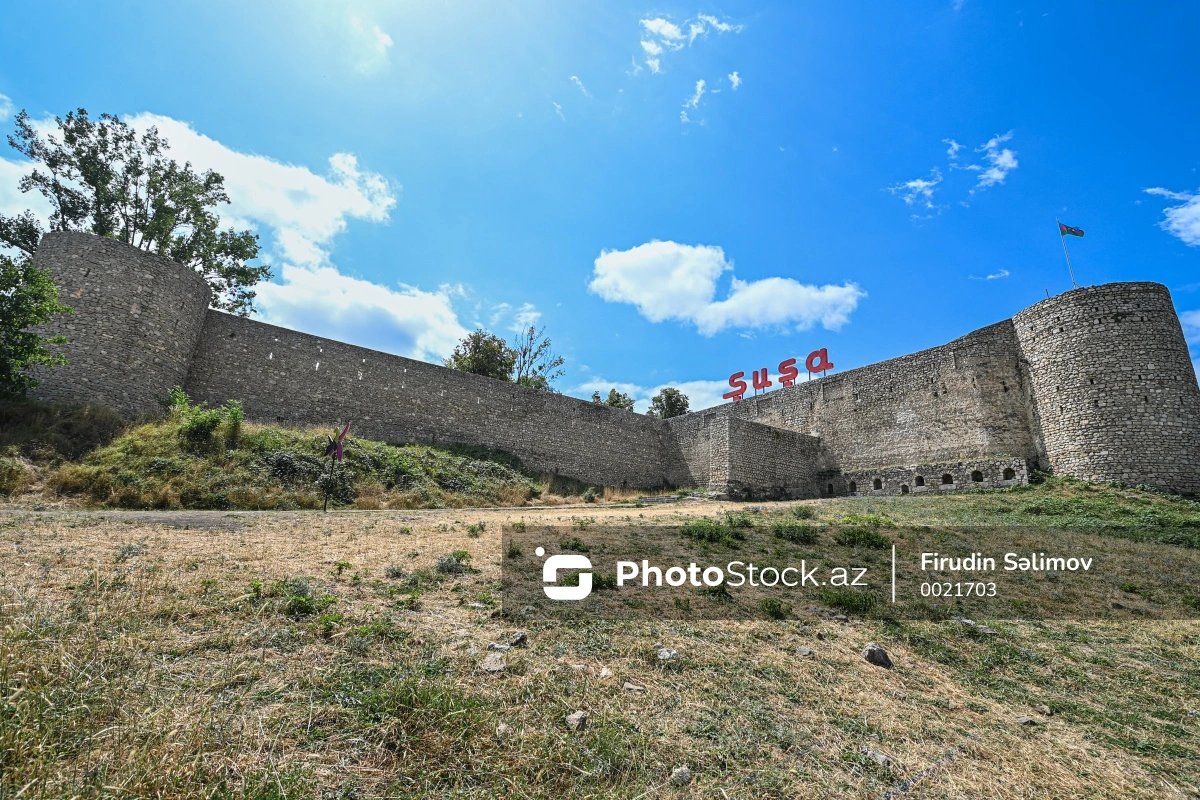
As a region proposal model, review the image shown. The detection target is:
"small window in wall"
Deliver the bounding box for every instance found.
[915,475,925,487]
[941,473,953,485]
[849,481,857,494]
[872,478,882,490]
[1003,467,1016,481]
[827,483,834,496]
[900,484,909,494]
[971,470,984,482]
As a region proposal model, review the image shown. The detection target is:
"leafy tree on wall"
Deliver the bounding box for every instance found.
[510,324,564,392]
[443,329,516,381]
[591,388,635,412]
[0,108,270,316]
[0,254,71,399]
[444,325,566,392]
[646,387,689,419]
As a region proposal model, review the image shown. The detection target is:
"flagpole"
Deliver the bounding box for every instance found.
[1057,218,1078,289]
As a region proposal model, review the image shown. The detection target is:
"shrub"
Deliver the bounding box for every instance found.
[114,542,146,561]
[818,586,878,615]
[222,400,243,448]
[833,527,891,549]
[681,518,745,546]
[724,511,754,529]
[771,521,818,545]
[0,457,28,495]
[436,551,471,574]
[792,505,818,520]
[558,536,589,552]
[759,598,790,620]
[582,487,598,503]
[267,577,335,618]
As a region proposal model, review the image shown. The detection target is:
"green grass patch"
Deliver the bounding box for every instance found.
[31,392,539,510]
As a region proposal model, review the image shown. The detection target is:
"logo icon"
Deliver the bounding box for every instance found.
[537,546,593,600]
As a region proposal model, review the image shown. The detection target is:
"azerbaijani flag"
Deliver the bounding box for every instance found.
[1059,222,1085,237]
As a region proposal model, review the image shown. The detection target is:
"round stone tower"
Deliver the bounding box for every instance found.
[1013,282,1200,494]
[30,231,212,419]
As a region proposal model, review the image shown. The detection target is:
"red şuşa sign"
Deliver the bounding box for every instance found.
[723,349,834,402]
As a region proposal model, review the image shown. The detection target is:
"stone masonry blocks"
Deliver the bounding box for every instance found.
[25,233,1200,496]
[31,231,212,419]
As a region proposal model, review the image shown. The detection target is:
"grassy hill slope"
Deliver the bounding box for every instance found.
[1,398,545,509]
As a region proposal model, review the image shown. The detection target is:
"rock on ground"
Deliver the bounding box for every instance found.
[862,642,893,669]
[670,766,693,786]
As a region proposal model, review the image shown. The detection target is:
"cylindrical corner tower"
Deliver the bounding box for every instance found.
[30,231,212,418]
[1013,282,1200,494]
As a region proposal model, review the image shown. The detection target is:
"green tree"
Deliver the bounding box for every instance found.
[592,388,635,412]
[443,329,515,381]
[0,108,270,315]
[647,387,690,419]
[510,324,564,392]
[0,254,71,399]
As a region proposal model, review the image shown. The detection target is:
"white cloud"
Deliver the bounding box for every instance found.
[681,79,706,123]
[0,155,53,229]
[512,302,542,330]
[0,94,12,122]
[641,18,686,45]
[1145,187,1200,246]
[888,168,943,209]
[126,114,396,268]
[552,101,565,121]
[487,301,542,332]
[255,265,468,362]
[636,14,741,74]
[1181,310,1200,344]
[589,240,865,336]
[570,75,592,98]
[1,111,485,363]
[728,71,742,90]
[348,15,393,75]
[696,14,741,35]
[890,131,1018,215]
[970,269,1011,280]
[971,131,1018,189]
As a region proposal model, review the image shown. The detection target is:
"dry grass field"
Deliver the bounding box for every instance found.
[2,488,1199,798]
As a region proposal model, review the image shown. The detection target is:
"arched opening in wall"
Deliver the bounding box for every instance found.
[900,484,909,494]
[915,475,925,487]
[1003,468,1016,481]
[941,474,953,485]
[971,470,984,483]
[872,478,882,490]
[849,481,857,494]
[827,483,834,496]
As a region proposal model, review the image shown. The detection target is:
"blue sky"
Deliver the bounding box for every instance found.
[2,1,1198,410]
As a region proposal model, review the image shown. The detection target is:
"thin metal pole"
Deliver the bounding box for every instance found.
[1057,218,1078,289]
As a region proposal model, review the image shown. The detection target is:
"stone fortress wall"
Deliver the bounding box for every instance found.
[30,231,1200,497]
